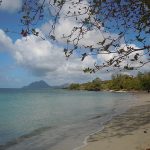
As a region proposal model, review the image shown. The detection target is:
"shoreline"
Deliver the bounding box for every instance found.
[76,93,150,150]
[0,92,149,150]
[68,88,150,94]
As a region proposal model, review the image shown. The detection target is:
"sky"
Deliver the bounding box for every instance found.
[0,0,149,88]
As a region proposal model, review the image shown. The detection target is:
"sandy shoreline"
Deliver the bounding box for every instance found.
[79,93,150,150]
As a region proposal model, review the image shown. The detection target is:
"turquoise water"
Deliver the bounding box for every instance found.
[0,89,135,150]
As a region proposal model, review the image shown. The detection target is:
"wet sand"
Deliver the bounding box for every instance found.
[80,93,150,150]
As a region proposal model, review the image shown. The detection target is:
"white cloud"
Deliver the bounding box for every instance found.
[97,43,150,76]
[0,0,22,12]
[0,0,149,86]
[41,8,118,50]
[40,0,150,82]
[0,29,13,51]
[1,28,149,84]
[12,34,99,84]
[0,29,100,84]
[0,24,149,85]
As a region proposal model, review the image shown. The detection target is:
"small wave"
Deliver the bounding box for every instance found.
[0,126,52,150]
[72,107,129,150]
[73,126,104,150]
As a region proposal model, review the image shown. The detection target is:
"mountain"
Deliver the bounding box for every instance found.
[22,80,51,89]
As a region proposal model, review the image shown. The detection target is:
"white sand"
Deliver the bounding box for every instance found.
[80,93,150,150]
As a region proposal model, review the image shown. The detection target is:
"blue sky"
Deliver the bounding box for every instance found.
[0,0,98,87]
[0,0,149,88]
[0,2,49,87]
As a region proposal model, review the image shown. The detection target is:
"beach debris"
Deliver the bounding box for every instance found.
[144,130,147,133]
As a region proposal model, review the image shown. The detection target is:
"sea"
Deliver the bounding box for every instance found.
[0,89,137,150]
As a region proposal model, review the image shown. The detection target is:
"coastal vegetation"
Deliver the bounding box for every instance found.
[69,72,150,92]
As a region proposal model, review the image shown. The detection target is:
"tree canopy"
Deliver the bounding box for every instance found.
[68,72,150,91]
[2,0,150,72]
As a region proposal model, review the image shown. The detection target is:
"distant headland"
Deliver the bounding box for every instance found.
[22,80,51,89]
[22,80,69,90]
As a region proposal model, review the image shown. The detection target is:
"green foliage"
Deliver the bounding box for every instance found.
[109,74,141,90]
[69,83,80,90]
[69,78,102,91]
[137,72,150,91]
[68,72,150,91]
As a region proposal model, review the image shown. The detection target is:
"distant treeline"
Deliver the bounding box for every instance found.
[68,72,150,92]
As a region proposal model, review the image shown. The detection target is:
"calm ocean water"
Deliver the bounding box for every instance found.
[0,89,136,150]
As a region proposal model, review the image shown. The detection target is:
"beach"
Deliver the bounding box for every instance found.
[0,90,149,150]
[1,90,138,150]
[79,93,150,150]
